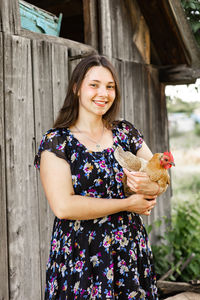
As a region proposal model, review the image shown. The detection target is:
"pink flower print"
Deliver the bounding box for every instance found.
[103,236,112,248]
[140,238,146,248]
[91,286,98,296]
[52,239,60,252]
[88,189,96,197]
[106,290,112,297]
[57,140,66,151]
[115,231,123,241]
[144,268,150,278]
[49,277,58,296]
[119,131,126,141]
[99,160,106,169]
[118,259,127,267]
[83,162,93,177]
[115,172,123,183]
[75,260,83,272]
[79,250,84,258]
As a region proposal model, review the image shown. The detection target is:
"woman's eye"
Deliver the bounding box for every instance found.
[90,83,97,88]
[107,85,115,89]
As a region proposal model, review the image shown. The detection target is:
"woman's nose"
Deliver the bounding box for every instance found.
[98,85,108,96]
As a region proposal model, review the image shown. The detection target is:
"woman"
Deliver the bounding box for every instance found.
[34,54,160,299]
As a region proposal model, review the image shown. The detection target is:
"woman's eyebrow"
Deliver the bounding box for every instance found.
[90,79,115,84]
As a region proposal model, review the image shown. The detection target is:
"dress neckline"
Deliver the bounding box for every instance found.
[67,127,118,154]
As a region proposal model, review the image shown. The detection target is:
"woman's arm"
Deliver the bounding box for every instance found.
[123,142,160,196]
[39,151,156,220]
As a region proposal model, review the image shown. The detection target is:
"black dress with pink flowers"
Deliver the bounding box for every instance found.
[34,120,158,300]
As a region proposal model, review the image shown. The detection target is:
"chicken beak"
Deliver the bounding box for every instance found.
[170,162,175,166]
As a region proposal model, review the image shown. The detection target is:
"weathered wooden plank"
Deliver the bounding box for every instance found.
[4,33,41,299]
[52,44,69,122]
[99,0,147,62]
[111,58,125,119]
[123,61,135,124]
[32,39,55,294]
[83,0,98,49]
[98,0,112,58]
[0,32,9,300]
[0,0,21,34]
[21,28,95,53]
[158,281,200,295]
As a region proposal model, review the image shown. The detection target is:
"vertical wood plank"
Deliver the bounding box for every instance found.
[98,0,112,58]
[4,33,41,299]
[83,0,99,49]
[32,39,55,295]
[0,0,21,34]
[52,44,69,122]
[0,32,9,300]
[111,58,124,119]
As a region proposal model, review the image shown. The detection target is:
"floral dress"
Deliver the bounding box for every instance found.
[34,120,158,300]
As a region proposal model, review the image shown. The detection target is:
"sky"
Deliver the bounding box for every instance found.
[165,78,200,102]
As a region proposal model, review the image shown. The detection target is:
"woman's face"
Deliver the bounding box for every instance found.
[78,66,116,117]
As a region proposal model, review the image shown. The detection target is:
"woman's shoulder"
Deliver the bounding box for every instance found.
[112,119,140,134]
[34,127,70,169]
[43,127,69,140]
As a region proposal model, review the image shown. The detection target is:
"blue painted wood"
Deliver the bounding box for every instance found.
[19,0,62,36]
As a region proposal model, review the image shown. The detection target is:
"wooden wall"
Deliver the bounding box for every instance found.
[0,0,171,298]
[99,0,171,234]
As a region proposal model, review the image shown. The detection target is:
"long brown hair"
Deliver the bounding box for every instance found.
[53,54,121,129]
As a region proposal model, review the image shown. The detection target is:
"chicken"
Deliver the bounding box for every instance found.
[114,145,175,196]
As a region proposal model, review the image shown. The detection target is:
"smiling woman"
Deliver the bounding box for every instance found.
[34,54,160,299]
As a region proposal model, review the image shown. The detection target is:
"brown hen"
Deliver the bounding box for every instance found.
[114,146,175,196]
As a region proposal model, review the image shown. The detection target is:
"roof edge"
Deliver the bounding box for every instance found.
[168,0,200,68]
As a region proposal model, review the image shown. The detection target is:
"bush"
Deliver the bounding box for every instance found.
[194,122,200,136]
[151,193,200,282]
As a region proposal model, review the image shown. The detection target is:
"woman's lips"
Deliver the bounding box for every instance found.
[93,100,108,107]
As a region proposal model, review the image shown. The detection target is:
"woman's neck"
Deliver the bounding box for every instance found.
[75,116,104,133]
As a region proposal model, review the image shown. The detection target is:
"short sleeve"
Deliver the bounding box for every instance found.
[34,128,69,170]
[116,120,144,154]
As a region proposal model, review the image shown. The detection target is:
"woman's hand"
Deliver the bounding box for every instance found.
[123,168,160,196]
[127,194,157,216]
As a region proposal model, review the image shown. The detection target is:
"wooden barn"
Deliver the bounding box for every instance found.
[0,0,200,298]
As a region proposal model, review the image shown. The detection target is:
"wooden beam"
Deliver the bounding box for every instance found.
[158,280,200,295]
[20,28,95,53]
[159,65,200,85]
